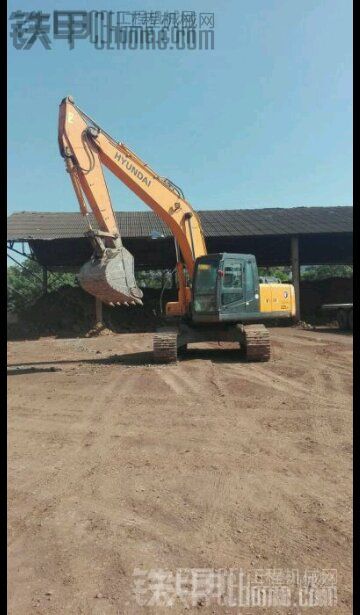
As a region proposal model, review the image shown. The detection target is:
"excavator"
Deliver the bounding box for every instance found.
[58,96,296,362]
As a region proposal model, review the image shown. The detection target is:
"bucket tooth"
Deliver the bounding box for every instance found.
[123,302,129,306]
[109,302,115,307]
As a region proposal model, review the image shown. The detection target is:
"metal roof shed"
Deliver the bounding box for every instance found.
[7,206,353,319]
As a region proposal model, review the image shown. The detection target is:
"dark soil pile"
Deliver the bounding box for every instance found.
[8,277,353,340]
[7,285,177,340]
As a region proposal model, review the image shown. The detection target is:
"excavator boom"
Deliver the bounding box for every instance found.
[58,96,207,314]
[59,96,296,364]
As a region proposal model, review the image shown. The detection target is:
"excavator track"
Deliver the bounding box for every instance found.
[153,329,178,363]
[239,324,271,362]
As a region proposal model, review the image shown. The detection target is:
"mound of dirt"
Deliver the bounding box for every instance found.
[8,277,353,340]
[7,285,177,340]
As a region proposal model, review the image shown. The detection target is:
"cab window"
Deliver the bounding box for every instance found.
[222,261,244,305]
[193,261,218,313]
[194,262,218,293]
[223,263,243,288]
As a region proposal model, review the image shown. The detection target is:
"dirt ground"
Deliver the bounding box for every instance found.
[8,327,352,614]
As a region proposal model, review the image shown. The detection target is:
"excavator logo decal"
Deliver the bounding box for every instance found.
[114,152,151,187]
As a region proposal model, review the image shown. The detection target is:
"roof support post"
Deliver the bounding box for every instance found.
[291,236,301,321]
[95,297,103,325]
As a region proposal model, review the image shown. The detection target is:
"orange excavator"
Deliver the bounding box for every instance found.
[59,96,296,362]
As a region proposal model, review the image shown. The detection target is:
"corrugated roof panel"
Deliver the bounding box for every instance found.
[7,206,353,242]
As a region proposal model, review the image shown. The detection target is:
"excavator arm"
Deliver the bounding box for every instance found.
[58,96,295,365]
[58,96,207,314]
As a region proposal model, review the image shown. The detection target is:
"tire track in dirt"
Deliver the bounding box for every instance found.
[158,365,199,398]
[281,348,352,374]
[158,361,224,404]
[224,361,341,407]
[309,367,353,444]
[207,363,231,408]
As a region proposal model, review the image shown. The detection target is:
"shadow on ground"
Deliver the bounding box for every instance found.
[7,347,252,373]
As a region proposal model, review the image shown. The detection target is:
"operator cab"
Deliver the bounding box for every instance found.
[191,253,260,323]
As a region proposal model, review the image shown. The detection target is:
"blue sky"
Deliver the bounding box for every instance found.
[8,0,352,216]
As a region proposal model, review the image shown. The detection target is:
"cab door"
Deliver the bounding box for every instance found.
[221,258,245,313]
[244,258,260,314]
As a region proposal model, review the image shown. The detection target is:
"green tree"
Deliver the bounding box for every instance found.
[258,267,292,282]
[136,269,173,288]
[7,258,77,312]
[301,265,353,280]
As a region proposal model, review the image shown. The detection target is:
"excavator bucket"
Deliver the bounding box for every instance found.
[78,247,143,306]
